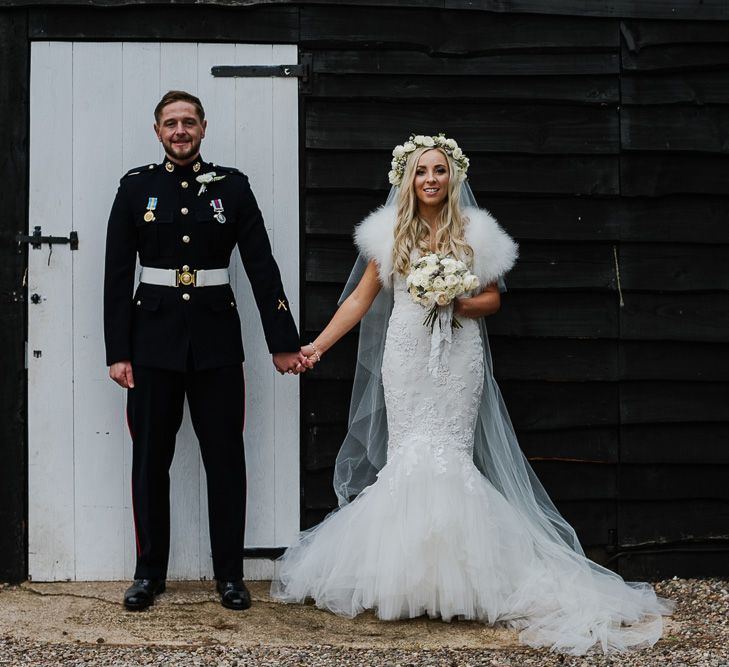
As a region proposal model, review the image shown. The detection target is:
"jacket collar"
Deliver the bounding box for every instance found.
[162,155,205,177]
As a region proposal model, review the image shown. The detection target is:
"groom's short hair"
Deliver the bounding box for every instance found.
[154,90,205,123]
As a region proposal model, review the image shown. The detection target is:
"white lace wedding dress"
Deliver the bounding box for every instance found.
[272,207,672,655]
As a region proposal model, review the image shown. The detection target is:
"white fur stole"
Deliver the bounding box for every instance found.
[353,205,519,287]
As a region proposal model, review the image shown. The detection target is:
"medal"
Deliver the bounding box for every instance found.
[210,198,226,224]
[144,197,158,222]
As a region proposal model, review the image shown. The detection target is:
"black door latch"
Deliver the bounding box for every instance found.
[16,226,79,250]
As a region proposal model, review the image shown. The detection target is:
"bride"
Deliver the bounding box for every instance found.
[271,134,673,655]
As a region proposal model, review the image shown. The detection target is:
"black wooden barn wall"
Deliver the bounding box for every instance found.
[0,1,728,582]
[297,6,729,581]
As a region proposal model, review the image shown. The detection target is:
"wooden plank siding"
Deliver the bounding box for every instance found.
[298,7,729,579]
[616,18,729,577]
[0,1,728,581]
[0,8,29,583]
[5,0,729,21]
[299,6,627,557]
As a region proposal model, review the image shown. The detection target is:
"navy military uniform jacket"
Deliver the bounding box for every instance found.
[104,157,300,371]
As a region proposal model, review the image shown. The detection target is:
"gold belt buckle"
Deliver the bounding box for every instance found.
[176,266,196,287]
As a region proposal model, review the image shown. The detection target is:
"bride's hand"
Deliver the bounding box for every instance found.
[454,285,501,319]
[453,296,473,318]
[300,344,319,368]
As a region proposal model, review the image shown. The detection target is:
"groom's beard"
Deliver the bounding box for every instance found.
[161,133,202,163]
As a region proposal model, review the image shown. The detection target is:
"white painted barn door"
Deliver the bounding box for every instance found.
[27,42,300,581]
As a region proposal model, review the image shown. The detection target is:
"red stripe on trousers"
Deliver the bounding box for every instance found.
[125,406,142,558]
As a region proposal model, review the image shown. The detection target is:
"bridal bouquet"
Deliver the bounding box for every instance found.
[406,254,480,331]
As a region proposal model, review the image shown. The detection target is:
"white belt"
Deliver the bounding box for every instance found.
[140,266,229,288]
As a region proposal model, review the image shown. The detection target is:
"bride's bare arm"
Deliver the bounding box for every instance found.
[303,259,382,360]
[453,282,501,318]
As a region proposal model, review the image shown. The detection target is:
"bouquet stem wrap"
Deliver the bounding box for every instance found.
[428,303,454,376]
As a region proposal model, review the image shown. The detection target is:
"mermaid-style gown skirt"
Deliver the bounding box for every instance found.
[272,283,672,655]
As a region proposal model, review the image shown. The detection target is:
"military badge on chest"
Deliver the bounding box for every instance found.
[210,198,226,224]
[196,171,226,196]
[144,197,157,222]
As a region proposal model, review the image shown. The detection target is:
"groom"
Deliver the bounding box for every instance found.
[104,90,305,611]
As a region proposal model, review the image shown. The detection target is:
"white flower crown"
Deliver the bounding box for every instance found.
[388,133,470,186]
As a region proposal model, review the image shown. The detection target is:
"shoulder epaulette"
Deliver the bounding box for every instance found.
[122,163,159,179]
[210,164,244,177]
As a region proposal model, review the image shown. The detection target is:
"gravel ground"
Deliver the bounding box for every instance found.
[0,578,727,666]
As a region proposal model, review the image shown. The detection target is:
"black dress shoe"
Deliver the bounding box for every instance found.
[123,578,166,611]
[216,579,251,610]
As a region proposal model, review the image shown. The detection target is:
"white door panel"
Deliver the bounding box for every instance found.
[28,41,300,581]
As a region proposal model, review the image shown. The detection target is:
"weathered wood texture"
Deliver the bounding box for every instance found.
[6,0,729,20]
[0,9,28,583]
[28,5,299,41]
[299,8,729,579]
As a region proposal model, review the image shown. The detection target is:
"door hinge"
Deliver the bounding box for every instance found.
[17,226,79,250]
[211,62,309,82]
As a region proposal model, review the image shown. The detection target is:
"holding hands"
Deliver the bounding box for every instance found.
[272,350,315,375]
[272,342,321,376]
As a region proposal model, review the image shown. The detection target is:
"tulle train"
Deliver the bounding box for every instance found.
[272,445,673,655]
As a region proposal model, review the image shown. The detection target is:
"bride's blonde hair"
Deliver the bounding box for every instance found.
[392,147,472,277]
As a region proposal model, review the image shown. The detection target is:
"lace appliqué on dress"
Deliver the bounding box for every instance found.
[382,274,484,492]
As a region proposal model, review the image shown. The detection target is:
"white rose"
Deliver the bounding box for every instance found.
[445,274,459,288]
[466,275,480,291]
[452,147,463,159]
[441,259,458,274]
[435,292,450,306]
[392,145,405,158]
[445,138,457,149]
[433,276,446,290]
[423,254,438,266]
[422,136,435,147]
[403,141,416,152]
[413,135,426,145]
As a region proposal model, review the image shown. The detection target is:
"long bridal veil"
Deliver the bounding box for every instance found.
[331,182,672,653]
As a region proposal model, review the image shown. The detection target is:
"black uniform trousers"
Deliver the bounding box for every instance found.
[126,362,246,581]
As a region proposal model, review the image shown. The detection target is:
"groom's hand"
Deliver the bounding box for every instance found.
[272,351,306,375]
[109,360,135,389]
